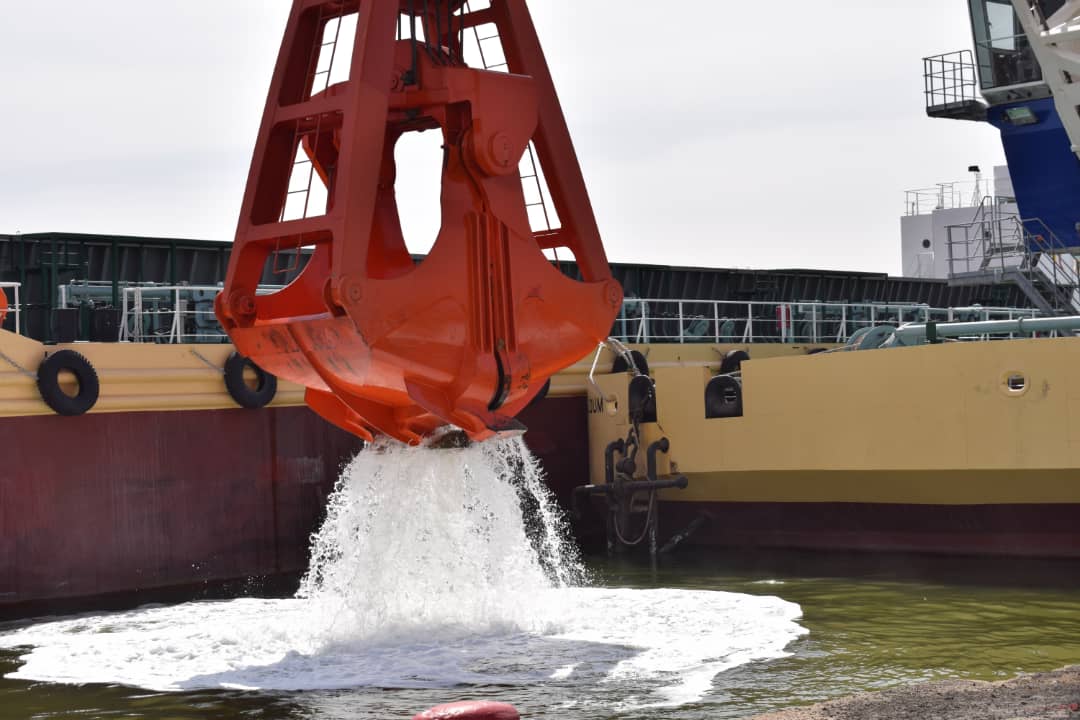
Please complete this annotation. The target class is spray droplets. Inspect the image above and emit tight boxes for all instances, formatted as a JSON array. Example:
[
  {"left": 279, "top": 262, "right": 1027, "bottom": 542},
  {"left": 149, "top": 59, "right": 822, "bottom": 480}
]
[{"left": 298, "top": 437, "right": 587, "bottom": 641}]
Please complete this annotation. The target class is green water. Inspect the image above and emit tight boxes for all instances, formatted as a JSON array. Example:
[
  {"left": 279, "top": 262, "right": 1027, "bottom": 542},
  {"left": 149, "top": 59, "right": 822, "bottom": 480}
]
[
  {"left": 2, "top": 551, "right": 1080, "bottom": 719},
  {"left": 603, "top": 552, "right": 1080, "bottom": 716}
]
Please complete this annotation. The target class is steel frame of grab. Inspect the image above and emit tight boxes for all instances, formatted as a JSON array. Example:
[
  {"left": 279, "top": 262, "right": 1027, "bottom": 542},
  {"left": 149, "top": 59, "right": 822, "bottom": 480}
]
[{"left": 216, "top": 0, "right": 621, "bottom": 444}]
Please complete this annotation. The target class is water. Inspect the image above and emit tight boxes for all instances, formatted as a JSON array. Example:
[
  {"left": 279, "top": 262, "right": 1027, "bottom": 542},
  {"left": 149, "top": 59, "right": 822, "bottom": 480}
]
[
  {"left": 0, "top": 439, "right": 804, "bottom": 718},
  {"left": 600, "top": 552, "right": 1080, "bottom": 715},
  {"left": 2, "top": 440, "right": 1080, "bottom": 719}
]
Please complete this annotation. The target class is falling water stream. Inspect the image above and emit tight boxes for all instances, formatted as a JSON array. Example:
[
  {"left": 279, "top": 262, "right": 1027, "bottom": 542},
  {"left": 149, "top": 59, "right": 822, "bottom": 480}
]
[{"left": 0, "top": 439, "right": 806, "bottom": 717}]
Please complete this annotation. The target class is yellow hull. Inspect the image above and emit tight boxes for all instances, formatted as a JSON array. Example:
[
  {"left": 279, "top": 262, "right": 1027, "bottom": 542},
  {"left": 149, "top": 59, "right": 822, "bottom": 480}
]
[
  {"left": 0, "top": 330, "right": 819, "bottom": 418},
  {"left": 0, "top": 331, "right": 305, "bottom": 416},
  {"left": 584, "top": 339, "right": 1080, "bottom": 555}
]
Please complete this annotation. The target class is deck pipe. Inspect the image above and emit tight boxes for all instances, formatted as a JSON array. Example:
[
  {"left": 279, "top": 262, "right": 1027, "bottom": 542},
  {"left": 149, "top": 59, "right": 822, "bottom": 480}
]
[
  {"left": 604, "top": 438, "right": 625, "bottom": 486},
  {"left": 894, "top": 315, "right": 1080, "bottom": 341},
  {"left": 646, "top": 438, "right": 669, "bottom": 483},
  {"left": 573, "top": 437, "right": 687, "bottom": 507},
  {"left": 610, "top": 474, "right": 689, "bottom": 494}
]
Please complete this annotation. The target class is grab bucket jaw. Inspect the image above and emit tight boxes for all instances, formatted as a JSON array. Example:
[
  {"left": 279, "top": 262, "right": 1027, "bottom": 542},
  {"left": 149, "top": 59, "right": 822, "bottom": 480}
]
[{"left": 217, "top": 0, "right": 621, "bottom": 443}]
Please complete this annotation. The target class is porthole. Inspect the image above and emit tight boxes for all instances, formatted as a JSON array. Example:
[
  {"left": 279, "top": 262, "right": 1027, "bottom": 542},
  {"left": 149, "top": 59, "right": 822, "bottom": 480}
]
[{"left": 1002, "top": 372, "right": 1029, "bottom": 396}]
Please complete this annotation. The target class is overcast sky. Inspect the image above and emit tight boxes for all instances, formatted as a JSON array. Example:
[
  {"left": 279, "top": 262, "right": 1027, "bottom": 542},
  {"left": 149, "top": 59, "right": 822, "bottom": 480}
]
[{"left": 0, "top": 1, "right": 1004, "bottom": 275}]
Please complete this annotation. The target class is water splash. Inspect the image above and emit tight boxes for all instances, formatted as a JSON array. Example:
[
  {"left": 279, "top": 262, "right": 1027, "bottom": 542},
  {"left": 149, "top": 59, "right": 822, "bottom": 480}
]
[
  {"left": 297, "top": 437, "right": 585, "bottom": 641},
  {"left": 0, "top": 437, "right": 806, "bottom": 710}
]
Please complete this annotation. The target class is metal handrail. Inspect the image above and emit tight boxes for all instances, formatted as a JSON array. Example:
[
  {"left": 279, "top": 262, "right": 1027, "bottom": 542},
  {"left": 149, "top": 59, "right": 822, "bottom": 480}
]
[
  {"left": 1021, "top": 217, "right": 1080, "bottom": 313},
  {"left": 923, "top": 50, "right": 978, "bottom": 110},
  {"left": 945, "top": 195, "right": 1022, "bottom": 275},
  {"left": 904, "top": 181, "right": 983, "bottom": 216},
  {"left": 613, "top": 297, "right": 1038, "bottom": 345},
  {"left": 110, "top": 283, "right": 1042, "bottom": 347},
  {"left": 119, "top": 284, "right": 284, "bottom": 344},
  {"left": 945, "top": 203, "right": 1080, "bottom": 314},
  {"left": 0, "top": 281, "right": 21, "bottom": 336}
]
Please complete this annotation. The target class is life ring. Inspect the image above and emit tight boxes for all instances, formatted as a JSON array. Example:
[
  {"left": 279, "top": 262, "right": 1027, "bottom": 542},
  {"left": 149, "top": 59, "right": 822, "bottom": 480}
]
[
  {"left": 224, "top": 352, "right": 277, "bottom": 409},
  {"left": 0, "top": 291, "right": 8, "bottom": 326},
  {"left": 37, "top": 350, "right": 100, "bottom": 416},
  {"left": 776, "top": 304, "right": 792, "bottom": 335}
]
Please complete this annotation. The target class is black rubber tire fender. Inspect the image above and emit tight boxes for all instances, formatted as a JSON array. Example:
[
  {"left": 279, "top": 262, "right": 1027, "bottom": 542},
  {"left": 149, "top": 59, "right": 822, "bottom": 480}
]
[
  {"left": 37, "top": 349, "right": 100, "bottom": 416},
  {"left": 627, "top": 373, "right": 658, "bottom": 423},
  {"left": 719, "top": 349, "right": 750, "bottom": 375},
  {"left": 705, "top": 374, "right": 743, "bottom": 419},
  {"left": 612, "top": 349, "right": 649, "bottom": 376},
  {"left": 224, "top": 352, "right": 278, "bottom": 409}
]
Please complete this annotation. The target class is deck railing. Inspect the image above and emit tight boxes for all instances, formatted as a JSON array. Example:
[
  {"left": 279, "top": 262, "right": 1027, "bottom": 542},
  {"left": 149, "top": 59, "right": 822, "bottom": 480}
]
[
  {"left": 118, "top": 285, "right": 283, "bottom": 343},
  {"left": 106, "top": 283, "right": 1042, "bottom": 346},
  {"left": 614, "top": 298, "right": 1039, "bottom": 345}
]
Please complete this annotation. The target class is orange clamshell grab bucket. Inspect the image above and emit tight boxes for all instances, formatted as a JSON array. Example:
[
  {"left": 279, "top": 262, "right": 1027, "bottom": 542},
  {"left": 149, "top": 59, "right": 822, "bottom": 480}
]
[{"left": 216, "top": 0, "right": 621, "bottom": 444}]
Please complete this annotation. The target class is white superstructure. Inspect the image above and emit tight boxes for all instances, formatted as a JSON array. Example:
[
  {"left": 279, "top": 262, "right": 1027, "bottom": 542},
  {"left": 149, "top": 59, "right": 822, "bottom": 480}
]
[{"left": 900, "top": 166, "right": 1018, "bottom": 279}]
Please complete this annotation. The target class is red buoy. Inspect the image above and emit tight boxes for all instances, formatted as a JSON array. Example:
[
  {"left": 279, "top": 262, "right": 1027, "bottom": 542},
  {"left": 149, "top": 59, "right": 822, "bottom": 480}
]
[{"left": 413, "top": 701, "right": 520, "bottom": 720}]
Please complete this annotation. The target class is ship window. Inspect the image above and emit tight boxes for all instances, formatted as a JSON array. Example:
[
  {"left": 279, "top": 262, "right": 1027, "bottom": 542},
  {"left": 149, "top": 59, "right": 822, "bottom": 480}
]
[
  {"left": 968, "top": 0, "right": 1043, "bottom": 90},
  {"left": 1039, "top": 0, "right": 1068, "bottom": 19},
  {"left": 1006, "top": 373, "right": 1026, "bottom": 392},
  {"left": 987, "top": 2, "right": 1015, "bottom": 50}
]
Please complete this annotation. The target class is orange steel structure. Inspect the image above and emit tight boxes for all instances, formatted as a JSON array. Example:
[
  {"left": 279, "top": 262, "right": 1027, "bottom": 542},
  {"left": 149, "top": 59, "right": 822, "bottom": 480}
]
[{"left": 216, "top": 0, "right": 621, "bottom": 444}]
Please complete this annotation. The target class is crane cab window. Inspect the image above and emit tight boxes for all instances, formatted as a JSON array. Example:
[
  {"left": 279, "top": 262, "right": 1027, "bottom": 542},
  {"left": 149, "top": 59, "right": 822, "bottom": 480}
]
[{"left": 968, "top": 0, "right": 1042, "bottom": 90}]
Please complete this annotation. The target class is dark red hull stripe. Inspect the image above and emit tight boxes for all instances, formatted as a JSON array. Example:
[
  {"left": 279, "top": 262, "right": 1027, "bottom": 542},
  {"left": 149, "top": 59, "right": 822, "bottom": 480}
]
[
  {"left": 0, "top": 407, "right": 363, "bottom": 606},
  {"left": 0, "top": 398, "right": 585, "bottom": 608},
  {"left": 660, "top": 501, "right": 1080, "bottom": 557}
]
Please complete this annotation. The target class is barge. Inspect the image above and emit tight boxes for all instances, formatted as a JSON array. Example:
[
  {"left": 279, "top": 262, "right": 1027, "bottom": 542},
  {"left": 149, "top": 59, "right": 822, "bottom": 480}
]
[
  {"left": 5, "top": 0, "right": 1080, "bottom": 615},
  {"left": 0, "top": 272, "right": 1058, "bottom": 615}
]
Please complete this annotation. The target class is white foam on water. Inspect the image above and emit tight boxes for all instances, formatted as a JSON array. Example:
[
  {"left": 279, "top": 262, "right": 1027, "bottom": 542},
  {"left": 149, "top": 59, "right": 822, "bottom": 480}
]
[{"left": 0, "top": 438, "right": 806, "bottom": 709}]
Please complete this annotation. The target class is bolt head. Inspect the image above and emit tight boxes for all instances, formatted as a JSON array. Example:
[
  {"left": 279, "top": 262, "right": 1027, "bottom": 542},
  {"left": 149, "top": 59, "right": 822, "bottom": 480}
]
[
  {"left": 605, "top": 280, "right": 623, "bottom": 307},
  {"left": 230, "top": 292, "right": 256, "bottom": 318}
]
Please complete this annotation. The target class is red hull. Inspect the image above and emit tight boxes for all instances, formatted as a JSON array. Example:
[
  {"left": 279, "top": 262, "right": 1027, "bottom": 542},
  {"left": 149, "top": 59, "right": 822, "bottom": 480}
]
[
  {"left": 1, "top": 407, "right": 362, "bottom": 611},
  {"left": 0, "top": 398, "right": 587, "bottom": 615}
]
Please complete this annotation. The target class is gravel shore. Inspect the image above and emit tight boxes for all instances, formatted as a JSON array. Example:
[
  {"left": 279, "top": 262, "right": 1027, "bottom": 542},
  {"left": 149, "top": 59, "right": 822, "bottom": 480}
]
[{"left": 749, "top": 667, "right": 1080, "bottom": 720}]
